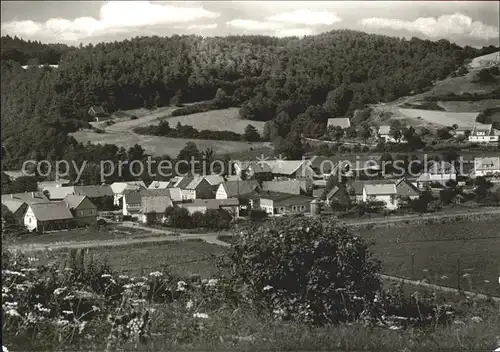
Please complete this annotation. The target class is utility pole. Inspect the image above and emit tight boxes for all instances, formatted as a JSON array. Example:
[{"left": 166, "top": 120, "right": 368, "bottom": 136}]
[{"left": 457, "top": 258, "right": 461, "bottom": 291}]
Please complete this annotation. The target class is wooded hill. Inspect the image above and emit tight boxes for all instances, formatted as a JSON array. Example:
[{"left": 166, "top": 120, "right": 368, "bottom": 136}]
[{"left": 1, "top": 32, "right": 498, "bottom": 169}]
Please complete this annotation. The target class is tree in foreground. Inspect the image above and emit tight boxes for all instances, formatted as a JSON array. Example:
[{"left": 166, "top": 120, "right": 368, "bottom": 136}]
[{"left": 226, "top": 216, "right": 381, "bottom": 324}]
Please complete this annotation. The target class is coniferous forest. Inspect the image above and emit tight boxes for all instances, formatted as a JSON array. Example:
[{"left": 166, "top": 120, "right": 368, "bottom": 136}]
[{"left": 1, "top": 33, "right": 498, "bottom": 170}]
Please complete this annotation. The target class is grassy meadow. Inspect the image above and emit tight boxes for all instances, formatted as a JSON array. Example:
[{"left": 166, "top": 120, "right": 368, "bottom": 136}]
[{"left": 356, "top": 219, "right": 500, "bottom": 296}]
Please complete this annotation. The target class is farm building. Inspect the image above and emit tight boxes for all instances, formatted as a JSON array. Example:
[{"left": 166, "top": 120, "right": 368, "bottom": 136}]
[
  {"left": 468, "top": 124, "right": 499, "bottom": 143},
  {"left": 2, "top": 199, "right": 28, "bottom": 226},
  {"left": 111, "top": 181, "right": 147, "bottom": 205},
  {"left": 63, "top": 195, "right": 98, "bottom": 227},
  {"left": 24, "top": 202, "right": 74, "bottom": 232},
  {"left": 474, "top": 157, "right": 500, "bottom": 177},
  {"left": 179, "top": 198, "right": 240, "bottom": 217},
  {"left": 88, "top": 105, "right": 110, "bottom": 121},
  {"left": 216, "top": 180, "right": 260, "bottom": 199},
  {"left": 2, "top": 191, "right": 49, "bottom": 205},
  {"left": 140, "top": 194, "right": 174, "bottom": 224},
  {"left": 265, "top": 160, "right": 317, "bottom": 179},
  {"left": 232, "top": 161, "right": 272, "bottom": 180},
  {"left": 252, "top": 192, "right": 314, "bottom": 216},
  {"left": 324, "top": 185, "right": 351, "bottom": 209},
  {"left": 327, "top": 118, "right": 351, "bottom": 129},
  {"left": 362, "top": 184, "right": 398, "bottom": 210}
]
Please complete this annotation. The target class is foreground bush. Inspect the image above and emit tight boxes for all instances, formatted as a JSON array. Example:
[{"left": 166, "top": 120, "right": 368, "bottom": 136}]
[
  {"left": 225, "top": 216, "right": 382, "bottom": 324},
  {"left": 3, "top": 242, "right": 500, "bottom": 351}
]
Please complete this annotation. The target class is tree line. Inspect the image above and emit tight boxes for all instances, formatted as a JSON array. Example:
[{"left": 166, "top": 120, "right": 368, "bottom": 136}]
[{"left": 1, "top": 32, "right": 498, "bottom": 169}]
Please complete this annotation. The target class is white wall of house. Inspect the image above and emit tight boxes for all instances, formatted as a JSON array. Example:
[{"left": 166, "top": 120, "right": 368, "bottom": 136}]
[
  {"left": 24, "top": 207, "right": 38, "bottom": 231},
  {"left": 469, "top": 135, "right": 499, "bottom": 143},
  {"left": 180, "top": 189, "right": 196, "bottom": 201},
  {"left": 362, "top": 190, "right": 398, "bottom": 210},
  {"left": 215, "top": 185, "right": 228, "bottom": 199},
  {"left": 475, "top": 169, "right": 500, "bottom": 177}
]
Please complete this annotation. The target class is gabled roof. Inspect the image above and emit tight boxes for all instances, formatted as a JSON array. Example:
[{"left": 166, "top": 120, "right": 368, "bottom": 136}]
[
  {"left": 38, "top": 179, "right": 71, "bottom": 190},
  {"left": 63, "top": 195, "right": 87, "bottom": 209},
  {"left": 167, "top": 188, "right": 182, "bottom": 202},
  {"left": 262, "top": 179, "right": 301, "bottom": 195},
  {"left": 123, "top": 190, "right": 142, "bottom": 204},
  {"left": 41, "top": 186, "right": 75, "bottom": 200},
  {"left": 175, "top": 176, "right": 194, "bottom": 189},
  {"left": 110, "top": 181, "right": 146, "bottom": 194},
  {"left": 73, "top": 185, "right": 113, "bottom": 198},
  {"left": 29, "top": 202, "right": 74, "bottom": 221},
  {"left": 325, "top": 186, "right": 340, "bottom": 200},
  {"left": 2, "top": 192, "right": 49, "bottom": 205},
  {"left": 221, "top": 180, "right": 260, "bottom": 198},
  {"left": 327, "top": 118, "right": 351, "bottom": 129},
  {"left": 2, "top": 199, "right": 27, "bottom": 214},
  {"left": 89, "top": 105, "right": 105, "bottom": 114},
  {"left": 234, "top": 161, "right": 272, "bottom": 173},
  {"left": 395, "top": 179, "right": 420, "bottom": 197},
  {"left": 181, "top": 198, "right": 240, "bottom": 210},
  {"left": 265, "top": 160, "right": 314, "bottom": 176},
  {"left": 364, "top": 183, "right": 397, "bottom": 196},
  {"left": 471, "top": 124, "right": 493, "bottom": 136},
  {"left": 204, "top": 175, "right": 225, "bottom": 186},
  {"left": 186, "top": 176, "right": 208, "bottom": 190},
  {"left": 350, "top": 179, "right": 392, "bottom": 195},
  {"left": 141, "top": 196, "right": 173, "bottom": 214},
  {"left": 474, "top": 157, "right": 500, "bottom": 171},
  {"left": 148, "top": 181, "right": 171, "bottom": 189},
  {"left": 3, "top": 170, "right": 25, "bottom": 180},
  {"left": 378, "top": 125, "right": 391, "bottom": 135},
  {"left": 258, "top": 192, "right": 314, "bottom": 205}
]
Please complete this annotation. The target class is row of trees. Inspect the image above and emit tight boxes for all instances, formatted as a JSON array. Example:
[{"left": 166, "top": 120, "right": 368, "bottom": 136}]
[{"left": 134, "top": 120, "right": 261, "bottom": 142}]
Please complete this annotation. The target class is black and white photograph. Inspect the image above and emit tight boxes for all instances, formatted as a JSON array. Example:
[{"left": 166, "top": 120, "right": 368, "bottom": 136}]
[{"left": 1, "top": 1, "right": 499, "bottom": 351}]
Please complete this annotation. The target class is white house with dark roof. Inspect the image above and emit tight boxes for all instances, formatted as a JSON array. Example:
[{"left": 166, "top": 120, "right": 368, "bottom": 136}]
[
  {"left": 24, "top": 202, "right": 74, "bottom": 232},
  {"left": 362, "top": 183, "right": 398, "bottom": 210},
  {"left": 474, "top": 157, "right": 500, "bottom": 177},
  {"left": 468, "top": 124, "right": 499, "bottom": 143}
]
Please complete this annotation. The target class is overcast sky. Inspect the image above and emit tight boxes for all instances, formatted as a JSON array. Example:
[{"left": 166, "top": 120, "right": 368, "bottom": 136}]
[{"left": 1, "top": 1, "right": 499, "bottom": 47}]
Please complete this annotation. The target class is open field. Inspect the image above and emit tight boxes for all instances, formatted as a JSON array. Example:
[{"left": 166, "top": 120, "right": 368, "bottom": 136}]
[
  {"left": 7, "top": 226, "right": 152, "bottom": 246},
  {"left": 90, "top": 106, "right": 175, "bottom": 131},
  {"left": 70, "top": 129, "right": 269, "bottom": 157},
  {"left": 437, "top": 99, "right": 500, "bottom": 113},
  {"left": 32, "top": 239, "right": 224, "bottom": 278},
  {"left": 468, "top": 51, "right": 500, "bottom": 70},
  {"left": 398, "top": 108, "right": 480, "bottom": 128},
  {"left": 163, "top": 108, "right": 266, "bottom": 134},
  {"left": 356, "top": 220, "right": 500, "bottom": 296}
]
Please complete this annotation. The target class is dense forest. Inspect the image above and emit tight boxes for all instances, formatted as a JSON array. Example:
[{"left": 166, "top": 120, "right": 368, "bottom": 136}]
[{"left": 1, "top": 33, "right": 498, "bottom": 171}]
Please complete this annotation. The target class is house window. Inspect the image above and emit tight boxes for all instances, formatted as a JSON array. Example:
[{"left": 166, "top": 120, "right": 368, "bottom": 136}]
[
  {"left": 279, "top": 207, "right": 285, "bottom": 212},
  {"left": 300, "top": 205, "right": 305, "bottom": 211},
  {"left": 292, "top": 206, "right": 296, "bottom": 211}
]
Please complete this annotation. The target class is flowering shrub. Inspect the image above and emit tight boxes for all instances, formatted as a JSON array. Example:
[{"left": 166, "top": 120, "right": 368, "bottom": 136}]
[{"left": 225, "top": 217, "right": 382, "bottom": 324}]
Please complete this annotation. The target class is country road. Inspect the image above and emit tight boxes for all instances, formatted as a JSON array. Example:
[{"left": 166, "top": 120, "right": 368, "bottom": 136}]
[{"left": 8, "top": 207, "right": 500, "bottom": 253}]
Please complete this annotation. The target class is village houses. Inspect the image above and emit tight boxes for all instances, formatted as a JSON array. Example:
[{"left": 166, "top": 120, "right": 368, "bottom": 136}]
[
  {"left": 468, "top": 124, "right": 499, "bottom": 143},
  {"left": 474, "top": 157, "right": 500, "bottom": 177}
]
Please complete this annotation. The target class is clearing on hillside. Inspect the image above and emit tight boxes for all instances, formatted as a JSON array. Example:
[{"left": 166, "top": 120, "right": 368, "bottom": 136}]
[
  {"left": 468, "top": 51, "right": 500, "bottom": 70},
  {"left": 163, "top": 108, "right": 266, "bottom": 134},
  {"left": 398, "top": 108, "right": 480, "bottom": 128},
  {"left": 70, "top": 129, "right": 270, "bottom": 157}
]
